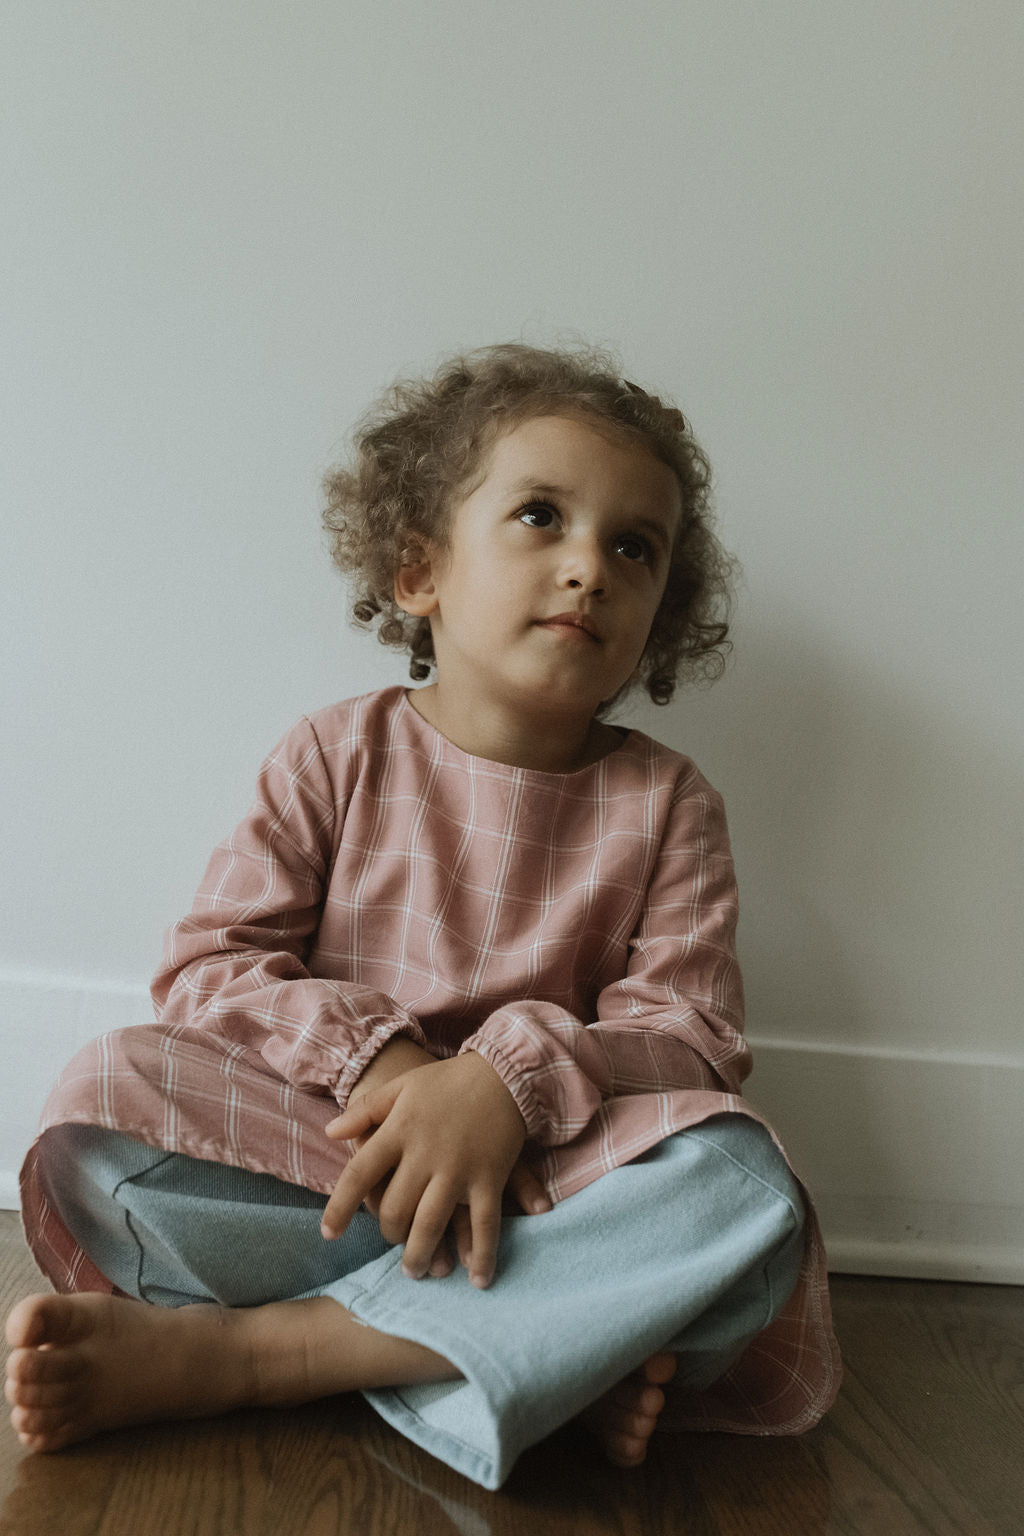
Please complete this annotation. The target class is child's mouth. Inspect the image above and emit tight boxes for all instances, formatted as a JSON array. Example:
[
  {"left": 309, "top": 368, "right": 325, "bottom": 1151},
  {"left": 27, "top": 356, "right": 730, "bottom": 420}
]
[{"left": 536, "top": 613, "right": 601, "bottom": 642}]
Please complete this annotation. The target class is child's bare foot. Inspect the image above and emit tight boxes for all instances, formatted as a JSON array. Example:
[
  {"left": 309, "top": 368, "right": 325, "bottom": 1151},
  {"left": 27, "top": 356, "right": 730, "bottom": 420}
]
[
  {"left": 5, "top": 1292, "right": 255, "bottom": 1452},
  {"left": 581, "top": 1352, "right": 677, "bottom": 1467},
  {"left": 5, "top": 1291, "right": 456, "bottom": 1454}
]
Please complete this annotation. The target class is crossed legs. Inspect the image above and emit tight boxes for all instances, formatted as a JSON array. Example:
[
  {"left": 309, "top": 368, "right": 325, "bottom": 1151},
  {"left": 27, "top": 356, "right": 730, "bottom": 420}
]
[{"left": 7, "top": 1118, "right": 802, "bottom": 1487}]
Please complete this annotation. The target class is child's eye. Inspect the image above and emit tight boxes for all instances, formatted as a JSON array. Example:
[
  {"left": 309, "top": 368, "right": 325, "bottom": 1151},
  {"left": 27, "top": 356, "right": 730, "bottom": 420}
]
[
  {"left": 516, "top": 502, "right": 559, "bottom": 529},
  {"left": 614, "top": 532, "right": 655, "bottom": 564}
]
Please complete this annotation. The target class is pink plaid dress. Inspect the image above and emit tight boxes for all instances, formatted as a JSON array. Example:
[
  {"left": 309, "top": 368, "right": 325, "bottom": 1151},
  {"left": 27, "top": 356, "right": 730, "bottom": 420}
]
[{"left": 20, "top": 685, "right": 841, "bottom": 1435}]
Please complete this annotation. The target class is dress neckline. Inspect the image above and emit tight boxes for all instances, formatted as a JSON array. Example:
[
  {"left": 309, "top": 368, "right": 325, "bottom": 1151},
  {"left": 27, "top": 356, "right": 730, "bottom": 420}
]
[{"left": 397, "top": 688, "right": 634, "bottom": 780}]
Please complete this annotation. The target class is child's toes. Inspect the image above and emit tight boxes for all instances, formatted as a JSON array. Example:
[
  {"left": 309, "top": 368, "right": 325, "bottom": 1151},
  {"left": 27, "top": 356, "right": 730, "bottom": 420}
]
[
  {"left": 6, "top": 1294, "right": 75, "bottom": 1350},
  {"left": 633, "top": 1383, "right": 665, "bottom": 1418},
  {"left": 7, "top": 1375, "right": 80, "bottom": 1411},
  {"left": 608, "top": 1380, "right": 664, "bottom": 1419},
  {"left": 7, "top": 1343, "right": 87, "bottom": 1388},
  {"left": 11, "top": 1402, "right": 72, "bottom": 1440},
  {"left": 16, "top": 1422, "right": 77, "bottom": 1453},
  {"left": 604, "top": 1429, "right": 648, "bottom": 1466},
  {"left": 614, "top": 1404, "right": 658, "bottom": 1439},
  {"left": 639, "top": 1351, "right": 677, "bottom": 1386},
  {"left": 5, "top": 1296, "right": 47, "bottom": 1350}
]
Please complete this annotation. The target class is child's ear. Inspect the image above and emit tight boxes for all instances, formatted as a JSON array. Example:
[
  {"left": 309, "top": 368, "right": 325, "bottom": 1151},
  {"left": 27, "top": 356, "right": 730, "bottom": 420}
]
[{"left": 394, "top": 540, "right": 440, "bottom": 618}]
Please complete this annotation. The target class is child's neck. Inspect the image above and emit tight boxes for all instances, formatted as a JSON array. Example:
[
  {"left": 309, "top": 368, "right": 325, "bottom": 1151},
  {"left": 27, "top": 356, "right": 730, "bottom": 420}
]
[{"left": 407, "top": 685, "right": 623, "bottom": 774}]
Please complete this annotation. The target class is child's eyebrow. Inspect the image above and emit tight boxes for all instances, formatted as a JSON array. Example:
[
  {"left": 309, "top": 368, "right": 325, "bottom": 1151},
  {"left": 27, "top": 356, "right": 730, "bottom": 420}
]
[{"left": 507, "top": 478, "right": 569, "bottom": 500}]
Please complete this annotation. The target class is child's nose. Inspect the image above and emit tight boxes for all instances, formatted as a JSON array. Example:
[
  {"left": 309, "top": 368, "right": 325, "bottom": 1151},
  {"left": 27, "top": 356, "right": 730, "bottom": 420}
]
[{"left": 559, "top": 539, "right": 609, "bottom": 597}]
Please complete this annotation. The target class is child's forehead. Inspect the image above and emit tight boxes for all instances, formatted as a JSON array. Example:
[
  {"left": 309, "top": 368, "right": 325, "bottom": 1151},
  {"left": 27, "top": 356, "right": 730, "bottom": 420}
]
[
  {"left": 472, "top": 408, "right": 672, "bottom": 485},
  {"left": 488, "top": 409, "right": 639, "bottom": 461}
]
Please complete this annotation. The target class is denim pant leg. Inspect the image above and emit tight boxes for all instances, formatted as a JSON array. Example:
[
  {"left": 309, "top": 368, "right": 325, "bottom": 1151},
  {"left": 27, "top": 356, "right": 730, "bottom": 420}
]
[
  {"left": 37, "top": 1123, "right": 390, "bottom": 1306},
  {"left": 37, "top": 1115, "right": 804, "bottom": 1491},
  {"left": 658, "top": 1115, "right": 806, "bottom": 1388},
  {"left": 327, "top": 1114, "right": 805, "bottom": 1489}
]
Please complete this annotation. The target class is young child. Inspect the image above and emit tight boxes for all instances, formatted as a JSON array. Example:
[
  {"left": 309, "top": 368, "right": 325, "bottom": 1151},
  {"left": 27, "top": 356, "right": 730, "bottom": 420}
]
[{"left": 6, "top": 343, "right": 841, "bottom": 1490}]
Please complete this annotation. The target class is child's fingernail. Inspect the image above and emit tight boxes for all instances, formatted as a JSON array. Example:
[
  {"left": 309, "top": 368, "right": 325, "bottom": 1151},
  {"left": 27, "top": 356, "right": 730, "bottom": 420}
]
[
  {"left": 470, "top": 1272, "right": 491, "bottom": 1290},
  {"left": 321, "top": 1222, "right": 336, "bottom": 1240}
]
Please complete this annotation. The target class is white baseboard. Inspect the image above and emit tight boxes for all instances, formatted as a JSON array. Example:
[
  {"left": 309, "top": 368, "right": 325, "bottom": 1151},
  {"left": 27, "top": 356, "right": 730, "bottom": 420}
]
[
  {"left": 0, "top": 1173, "right": 22, "bottom": 1211},
  {"left": 0, "top": 969, "right": 151, "bottom": 1212},
  {"left": 2, "top": 972, "right": 1022, "bottom": 1284},
  {"left": 744, "top": 1036, "right": 1024, "bottom": 1284}
]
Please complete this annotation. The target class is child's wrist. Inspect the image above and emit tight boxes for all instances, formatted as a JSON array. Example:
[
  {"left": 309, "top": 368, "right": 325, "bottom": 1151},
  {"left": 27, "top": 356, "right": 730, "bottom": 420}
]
[
  {"left": 354, "top": 1035, "right": 434, "bottom": 1099},
  {"left": 455, "top": 1048, "right": 528, "bottom": 1133}
]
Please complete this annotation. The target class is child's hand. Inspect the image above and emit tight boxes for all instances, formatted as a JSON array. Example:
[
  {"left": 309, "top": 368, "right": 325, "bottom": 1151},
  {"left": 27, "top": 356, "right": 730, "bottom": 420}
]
[
  {"left": 322, "top": 1053, "right": 529, "bottom": 1288},
  {"left": 333, "top": 1038, "right": 550, "bottom": 1279}
]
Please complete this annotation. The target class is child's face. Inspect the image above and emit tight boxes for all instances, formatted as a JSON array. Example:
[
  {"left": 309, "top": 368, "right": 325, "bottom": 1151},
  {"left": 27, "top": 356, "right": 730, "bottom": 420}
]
[{"left": 404, "top": 413, "right": 682, "bottom": 723}]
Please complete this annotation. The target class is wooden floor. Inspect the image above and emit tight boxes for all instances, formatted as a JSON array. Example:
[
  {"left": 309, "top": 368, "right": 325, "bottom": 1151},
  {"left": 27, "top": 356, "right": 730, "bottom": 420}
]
[{"left": 1, "top": 1211, "right": 1021, "bottom": 1536}]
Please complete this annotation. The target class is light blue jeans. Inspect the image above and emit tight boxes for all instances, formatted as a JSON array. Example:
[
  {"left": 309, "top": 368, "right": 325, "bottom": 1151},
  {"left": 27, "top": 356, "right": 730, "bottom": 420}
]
[{"left": 37, "top": 1116, "right": 804, "bottom": 1489}]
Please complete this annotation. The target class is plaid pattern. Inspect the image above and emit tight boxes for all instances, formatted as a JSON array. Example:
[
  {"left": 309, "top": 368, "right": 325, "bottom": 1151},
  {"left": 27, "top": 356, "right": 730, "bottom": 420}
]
[{"left": 21, "top": 686, "right": 840, "bottom": 1434}]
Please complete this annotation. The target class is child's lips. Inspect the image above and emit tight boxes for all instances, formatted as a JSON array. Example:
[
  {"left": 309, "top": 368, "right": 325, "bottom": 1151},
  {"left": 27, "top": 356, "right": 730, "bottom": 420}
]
[{"left": 536, "top": 612, "right": 602, "bottom": 642}]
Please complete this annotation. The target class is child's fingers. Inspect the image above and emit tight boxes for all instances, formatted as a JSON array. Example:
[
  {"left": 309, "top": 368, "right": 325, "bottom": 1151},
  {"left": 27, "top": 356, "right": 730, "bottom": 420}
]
[
  {"left": 325, "top": 1088, "right": 393, "bottom": 1141},
  {"left": 506, "top": 1161, "right": 552, "bottom": 1216},
  {"left": 467, "top": 1189, "right": 502, "bottom": 1290},
  {"left": 400, "top": 1183, "right": 459, "bottom": 1280},
  {"left": 376, "top": 1163, "right": 431, "bottom": 1247},
  {"left": 359, "top": 1176, "right": 389, "bottom": 1219},
  {"left": 323, "top": 1107, "right": 371, "bottom": 1141},
  {"left": 427, "top": 1234, "right": 455, "bottom": 1278},
  {"left": 321, "top": 1180, "right": 364, "bottom": 1242},
  {"left": 452, "top": 1205, "right": 473, "bottom": 1271},
  {"left": 348, "top": 1131, "right": 388, "bottom": 1217},
  {"left": 321, "top": 1137, "right": 399, "bottom": 1240}
]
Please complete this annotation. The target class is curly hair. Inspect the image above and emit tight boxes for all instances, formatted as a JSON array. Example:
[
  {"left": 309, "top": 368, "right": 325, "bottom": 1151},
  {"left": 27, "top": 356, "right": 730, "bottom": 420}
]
[{"left": 322, "top": 342, "right": 735, "bottom": 710}]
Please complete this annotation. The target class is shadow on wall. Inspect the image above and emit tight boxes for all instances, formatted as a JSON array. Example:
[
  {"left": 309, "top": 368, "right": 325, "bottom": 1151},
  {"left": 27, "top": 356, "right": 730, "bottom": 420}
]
[{"left": 672, "top": 617, "right": 1022, "bottom": 1058}]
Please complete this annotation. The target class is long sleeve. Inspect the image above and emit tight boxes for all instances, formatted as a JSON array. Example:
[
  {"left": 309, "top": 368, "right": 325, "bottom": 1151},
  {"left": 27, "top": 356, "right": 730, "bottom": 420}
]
[
  {"left": 459, "top": 774, "right": 750, "bottom": 1145},
  {"left": 151, "top": 716, "right": 427, "bottom": 1107}
]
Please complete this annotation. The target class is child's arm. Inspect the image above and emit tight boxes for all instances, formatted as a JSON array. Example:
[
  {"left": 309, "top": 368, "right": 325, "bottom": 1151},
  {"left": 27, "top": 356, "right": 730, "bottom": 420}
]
[
  {"left": 150, "top": 716, "right": 430, "bottom": 1110},
  {"left": 455, "top": 772, "right": 751, "bottom": 1150},
  {"left": 321, "top": 1052, "right": 529, "bottom": 1288}
]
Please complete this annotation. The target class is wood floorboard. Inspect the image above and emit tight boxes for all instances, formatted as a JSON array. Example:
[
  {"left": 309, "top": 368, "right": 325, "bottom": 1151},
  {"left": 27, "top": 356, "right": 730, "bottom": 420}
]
[{"left": 2, "top": 1211, "right": 1021, "bottom": 1535}]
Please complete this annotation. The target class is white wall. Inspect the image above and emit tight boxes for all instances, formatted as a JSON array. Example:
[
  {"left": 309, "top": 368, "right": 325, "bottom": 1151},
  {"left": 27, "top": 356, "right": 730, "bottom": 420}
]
[{"left": 3, "top": 2, "right": 1022, "bottom": 1278}]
